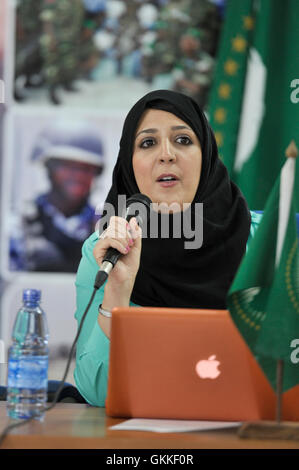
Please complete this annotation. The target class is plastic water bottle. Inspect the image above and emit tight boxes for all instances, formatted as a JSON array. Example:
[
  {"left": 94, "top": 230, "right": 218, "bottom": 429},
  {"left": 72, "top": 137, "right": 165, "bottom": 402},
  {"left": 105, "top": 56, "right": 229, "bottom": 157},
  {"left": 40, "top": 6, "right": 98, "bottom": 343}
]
[{"left": 6, "top": 289, "right": 49, "bottom": 420}]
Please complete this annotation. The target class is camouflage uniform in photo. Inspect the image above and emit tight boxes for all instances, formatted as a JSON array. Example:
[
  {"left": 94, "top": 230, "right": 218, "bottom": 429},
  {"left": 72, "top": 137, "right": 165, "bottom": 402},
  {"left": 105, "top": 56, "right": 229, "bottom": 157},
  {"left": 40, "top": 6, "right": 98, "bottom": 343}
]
[
  {"left": 14, "top": 0, "right": 43, "bottom": 99},
  {"left": 39, "top": 0, "right": 85, "bottom": 102},
  {"left": 172, "top": 28, "right": 214, "bottom": 108},
  {"left": 141, "top": 19, "right": 180, "bottom": 84}
]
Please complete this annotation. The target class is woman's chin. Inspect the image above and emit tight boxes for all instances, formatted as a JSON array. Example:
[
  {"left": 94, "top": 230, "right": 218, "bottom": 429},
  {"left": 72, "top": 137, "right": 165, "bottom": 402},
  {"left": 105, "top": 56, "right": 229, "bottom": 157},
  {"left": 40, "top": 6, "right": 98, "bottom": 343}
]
[{"left": 151, "top": 200, "right": 191, "bottom": 214}]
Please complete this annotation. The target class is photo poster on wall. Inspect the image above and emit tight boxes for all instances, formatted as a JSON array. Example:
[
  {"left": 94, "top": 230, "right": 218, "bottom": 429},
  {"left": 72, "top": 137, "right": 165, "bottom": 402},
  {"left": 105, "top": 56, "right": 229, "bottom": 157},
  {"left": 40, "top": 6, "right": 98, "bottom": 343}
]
[{"left": 11, "top": 0, "right": 222, "bottom": 110}]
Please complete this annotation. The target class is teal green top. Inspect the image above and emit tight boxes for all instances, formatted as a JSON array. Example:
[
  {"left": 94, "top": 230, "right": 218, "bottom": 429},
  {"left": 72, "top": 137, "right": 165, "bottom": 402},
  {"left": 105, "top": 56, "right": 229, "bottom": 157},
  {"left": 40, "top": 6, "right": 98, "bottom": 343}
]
[{"left": 74, "top": 211, "right": 262, "bottom": 406}]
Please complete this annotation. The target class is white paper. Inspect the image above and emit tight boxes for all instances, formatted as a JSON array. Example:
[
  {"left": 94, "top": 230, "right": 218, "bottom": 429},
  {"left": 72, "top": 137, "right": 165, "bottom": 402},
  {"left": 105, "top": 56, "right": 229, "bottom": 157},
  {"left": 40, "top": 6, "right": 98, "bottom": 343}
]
[{"left": 109, "top": 418, "right": 241, "bottom": 433}]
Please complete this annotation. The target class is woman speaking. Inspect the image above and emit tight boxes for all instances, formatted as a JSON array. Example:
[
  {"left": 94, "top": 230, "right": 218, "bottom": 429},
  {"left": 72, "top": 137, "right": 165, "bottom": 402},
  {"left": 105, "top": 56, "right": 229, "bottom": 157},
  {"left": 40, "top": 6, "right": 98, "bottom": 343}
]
[{"left": 74, "top": 90, "right": 261, "bottom": 406}]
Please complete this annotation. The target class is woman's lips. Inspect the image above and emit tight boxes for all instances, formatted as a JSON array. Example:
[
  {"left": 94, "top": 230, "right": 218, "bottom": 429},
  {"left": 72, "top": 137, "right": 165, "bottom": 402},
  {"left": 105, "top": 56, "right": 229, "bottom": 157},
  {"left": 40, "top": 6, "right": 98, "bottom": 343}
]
[{"left": 156, "top": 179, "right": 179, "bottom": 188}]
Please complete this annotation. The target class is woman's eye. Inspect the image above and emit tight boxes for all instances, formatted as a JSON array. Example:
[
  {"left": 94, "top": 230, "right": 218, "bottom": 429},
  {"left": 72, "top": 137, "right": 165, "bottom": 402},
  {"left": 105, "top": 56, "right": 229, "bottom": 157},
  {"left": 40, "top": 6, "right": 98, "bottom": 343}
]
[
  {"left": 140, "top": 138, "right": 155, "bottom": 148},
  {"left": 176, "top": 136, "right": 192, "bottom": 145}
]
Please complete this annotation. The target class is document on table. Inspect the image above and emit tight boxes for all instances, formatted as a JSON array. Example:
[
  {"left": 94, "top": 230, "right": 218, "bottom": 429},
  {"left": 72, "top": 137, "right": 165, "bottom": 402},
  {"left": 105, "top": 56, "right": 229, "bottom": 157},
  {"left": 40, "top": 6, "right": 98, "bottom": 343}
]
[{"left": 109, "top": 419, "right": 241, "bottom": 433}]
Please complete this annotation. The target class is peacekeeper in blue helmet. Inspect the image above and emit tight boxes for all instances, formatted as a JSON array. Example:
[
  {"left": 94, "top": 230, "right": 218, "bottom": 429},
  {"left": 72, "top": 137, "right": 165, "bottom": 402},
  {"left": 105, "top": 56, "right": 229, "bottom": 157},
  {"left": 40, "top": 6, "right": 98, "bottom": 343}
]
[{"left": 10, "top": 120, "right": 105, "bottom": 273}]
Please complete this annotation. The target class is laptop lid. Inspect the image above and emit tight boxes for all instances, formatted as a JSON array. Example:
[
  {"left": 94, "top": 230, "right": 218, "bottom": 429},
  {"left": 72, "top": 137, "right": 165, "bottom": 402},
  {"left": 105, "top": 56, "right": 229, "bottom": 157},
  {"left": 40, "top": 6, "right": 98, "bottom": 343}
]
[{"left": 106, "top": 307, "right": 299, "bottom": 421}]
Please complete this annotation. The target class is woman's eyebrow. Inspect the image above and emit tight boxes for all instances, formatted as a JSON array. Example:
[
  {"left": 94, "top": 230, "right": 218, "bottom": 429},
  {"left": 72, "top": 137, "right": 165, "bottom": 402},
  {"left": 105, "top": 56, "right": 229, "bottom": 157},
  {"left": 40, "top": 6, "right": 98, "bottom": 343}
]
[
  {"left": 135, "top": 125, "right": 192, "bottom": 139},
  {"left": 135, "top": 128, "right": 157, "bottom": 138}
]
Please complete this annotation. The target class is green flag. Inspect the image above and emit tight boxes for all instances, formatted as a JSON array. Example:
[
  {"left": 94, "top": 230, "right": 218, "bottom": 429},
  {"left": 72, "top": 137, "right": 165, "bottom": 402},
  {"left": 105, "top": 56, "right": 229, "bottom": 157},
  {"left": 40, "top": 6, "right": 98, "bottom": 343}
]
[
  {"left": 227, "top": 154, "right": 299, "bottom": 392},
  {"left": 208, "top": 0, "right": 299, "bottom": 209}
]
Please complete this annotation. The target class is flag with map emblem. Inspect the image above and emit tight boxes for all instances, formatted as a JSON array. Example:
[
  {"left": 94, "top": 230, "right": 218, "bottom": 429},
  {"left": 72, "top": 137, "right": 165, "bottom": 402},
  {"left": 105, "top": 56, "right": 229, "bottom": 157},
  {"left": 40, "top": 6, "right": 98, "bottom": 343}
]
[
  {"left": 208, "top": 0, "right": 299, "bottom": 209},
  {"left": 227, "top": 148, "right": 299, "bottom": 392}
]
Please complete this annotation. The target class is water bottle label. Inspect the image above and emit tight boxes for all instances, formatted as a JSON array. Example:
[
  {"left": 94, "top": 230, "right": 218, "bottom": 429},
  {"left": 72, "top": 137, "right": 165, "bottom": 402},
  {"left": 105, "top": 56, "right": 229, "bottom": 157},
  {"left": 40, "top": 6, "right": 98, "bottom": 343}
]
[{"left": 7, "top": 356, "right": 48, "bottom": 389}]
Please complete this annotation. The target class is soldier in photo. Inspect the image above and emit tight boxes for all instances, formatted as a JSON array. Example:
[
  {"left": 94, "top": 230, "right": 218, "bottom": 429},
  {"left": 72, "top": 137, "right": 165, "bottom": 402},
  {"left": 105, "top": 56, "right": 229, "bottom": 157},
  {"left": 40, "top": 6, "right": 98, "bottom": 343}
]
[
  {"left": 172, "top": 28, "right": 214, "bottom": 108},
  {"left": 80, "top": 0, "right": 107, "bottom": 80},
  {"left": 14, "top": 0, "right": 43, "bottom": 101},
  {"left": 39, "top": 0, "right": 85, "bottom": 105},
  {"left": 10, "top": 121, "right": 105, "bottom": 273},
  {"left": 141, "top": 20, "right": 177, "bottom": 84}
]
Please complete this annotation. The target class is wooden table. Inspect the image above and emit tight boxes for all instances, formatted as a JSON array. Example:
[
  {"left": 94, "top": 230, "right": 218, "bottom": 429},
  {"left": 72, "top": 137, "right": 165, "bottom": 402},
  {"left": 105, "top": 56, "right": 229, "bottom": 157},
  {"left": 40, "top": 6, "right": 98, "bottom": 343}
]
[{"left": 1, "top": 402, "right": 299, "bottom": 450}]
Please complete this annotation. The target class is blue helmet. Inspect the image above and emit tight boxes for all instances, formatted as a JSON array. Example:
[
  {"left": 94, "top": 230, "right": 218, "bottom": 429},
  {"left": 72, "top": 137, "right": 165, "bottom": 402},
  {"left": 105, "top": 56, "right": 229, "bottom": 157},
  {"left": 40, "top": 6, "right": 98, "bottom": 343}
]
[
  {"left": 31, "top": 120, "right": 105, "bottom": 169},
  {"left": 82, "top": 0, "right": 107, "bottom": 13}
]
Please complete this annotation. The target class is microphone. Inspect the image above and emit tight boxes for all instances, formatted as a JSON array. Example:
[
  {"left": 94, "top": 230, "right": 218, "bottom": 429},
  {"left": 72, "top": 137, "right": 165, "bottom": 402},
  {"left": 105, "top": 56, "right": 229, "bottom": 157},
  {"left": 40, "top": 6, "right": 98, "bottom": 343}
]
[{"left": 94, "top": 193, "right": 152, "bottom": 290}]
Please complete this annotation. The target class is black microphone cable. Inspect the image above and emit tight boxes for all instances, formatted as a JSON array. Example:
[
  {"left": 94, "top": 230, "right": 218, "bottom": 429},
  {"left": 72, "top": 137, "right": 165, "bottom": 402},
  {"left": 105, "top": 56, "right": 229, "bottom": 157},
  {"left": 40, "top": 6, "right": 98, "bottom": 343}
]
[{"left": 0, "top": 273, "right": 107, "bottom": 447}]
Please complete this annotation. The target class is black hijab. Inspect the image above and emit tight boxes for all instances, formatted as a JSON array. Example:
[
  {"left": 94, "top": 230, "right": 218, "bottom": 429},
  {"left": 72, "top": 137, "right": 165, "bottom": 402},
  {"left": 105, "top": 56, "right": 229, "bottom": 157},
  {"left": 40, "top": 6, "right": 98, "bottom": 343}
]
[{"left": 100, "top": 90, "right": 251, "bottom": 309}]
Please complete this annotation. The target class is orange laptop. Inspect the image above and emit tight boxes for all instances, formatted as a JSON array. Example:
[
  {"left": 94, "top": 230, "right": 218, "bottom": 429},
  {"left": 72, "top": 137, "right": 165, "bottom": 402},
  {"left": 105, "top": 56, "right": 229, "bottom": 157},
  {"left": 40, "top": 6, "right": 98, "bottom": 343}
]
[{"left": 106, "top": 307, "right": 299, "bottom": 421}]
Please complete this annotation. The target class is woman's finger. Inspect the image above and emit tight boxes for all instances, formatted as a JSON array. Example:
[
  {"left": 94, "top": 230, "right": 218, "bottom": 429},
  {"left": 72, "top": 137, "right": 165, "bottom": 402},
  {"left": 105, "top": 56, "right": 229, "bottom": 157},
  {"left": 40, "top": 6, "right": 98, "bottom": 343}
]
[
  {"left": 128, "top": 217, "right": 142, "bottom": 240},
  {"left": 93, "top": 237, "right": 130, "bottom": 266},
  {"left": 102, "top": 221, "right": 133, "bottom": 252}
]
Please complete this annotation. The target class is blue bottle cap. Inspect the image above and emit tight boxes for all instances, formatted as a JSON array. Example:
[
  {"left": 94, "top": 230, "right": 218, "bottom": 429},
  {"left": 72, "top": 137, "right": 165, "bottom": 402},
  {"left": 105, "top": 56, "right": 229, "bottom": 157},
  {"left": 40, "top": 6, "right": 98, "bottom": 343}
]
[{"left": 22, "top": 289, "right": 41, "bottom": 304}]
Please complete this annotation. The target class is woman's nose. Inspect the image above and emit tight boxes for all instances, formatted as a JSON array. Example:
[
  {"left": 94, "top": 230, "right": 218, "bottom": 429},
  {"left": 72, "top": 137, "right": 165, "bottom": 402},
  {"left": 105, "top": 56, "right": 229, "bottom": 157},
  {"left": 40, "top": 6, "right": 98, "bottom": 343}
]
[{"left": 159, "top": 139, "right": 176, "bottom": 162}]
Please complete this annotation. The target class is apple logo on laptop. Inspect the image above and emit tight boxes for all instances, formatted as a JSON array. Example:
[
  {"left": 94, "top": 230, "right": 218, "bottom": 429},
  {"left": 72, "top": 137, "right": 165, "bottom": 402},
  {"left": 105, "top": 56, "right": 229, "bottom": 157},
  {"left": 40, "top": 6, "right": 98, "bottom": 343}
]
[{"left": 195, "top": 355, "right": 221, "bottom": 379}]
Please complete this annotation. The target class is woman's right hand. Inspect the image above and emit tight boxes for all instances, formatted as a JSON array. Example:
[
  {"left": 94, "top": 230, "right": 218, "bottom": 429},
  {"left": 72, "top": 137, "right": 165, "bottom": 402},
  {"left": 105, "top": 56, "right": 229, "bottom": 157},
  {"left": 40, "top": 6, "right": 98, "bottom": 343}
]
[
  {"left": 93, "top": 216, "right": 142, "bottom": 292},
  {"left": 93, "top": 216, "right": 142, "bottom": 339}
]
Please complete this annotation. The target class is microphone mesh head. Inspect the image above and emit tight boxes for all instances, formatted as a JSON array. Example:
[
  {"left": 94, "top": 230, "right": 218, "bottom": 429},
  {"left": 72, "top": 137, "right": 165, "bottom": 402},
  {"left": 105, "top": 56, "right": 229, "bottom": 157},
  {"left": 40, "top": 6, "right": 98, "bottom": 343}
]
[
  {"left": 126, "top": 194, "right": 152, "bottom": 226},
  {"left": 126, "top": 193, "right": 152, "bottom": 209}
]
